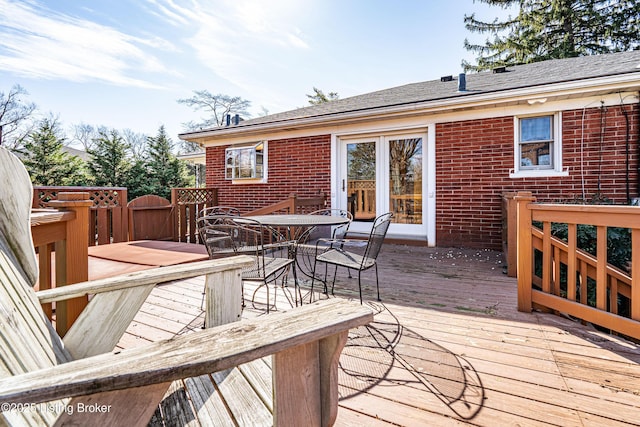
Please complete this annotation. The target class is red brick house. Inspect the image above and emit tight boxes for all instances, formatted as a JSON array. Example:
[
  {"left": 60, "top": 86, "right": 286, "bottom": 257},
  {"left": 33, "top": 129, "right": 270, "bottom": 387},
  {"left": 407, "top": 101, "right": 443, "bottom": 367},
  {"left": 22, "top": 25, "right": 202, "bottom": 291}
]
[{"left": 180, "top": 51, "right": 640, "bottom": 250}]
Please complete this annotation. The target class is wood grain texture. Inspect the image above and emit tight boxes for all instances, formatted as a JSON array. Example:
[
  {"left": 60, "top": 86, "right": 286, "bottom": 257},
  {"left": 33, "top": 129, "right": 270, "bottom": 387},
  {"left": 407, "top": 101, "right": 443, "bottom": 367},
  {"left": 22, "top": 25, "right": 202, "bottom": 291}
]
[
  {"left": 0, "top": 299, "right": 373, "bottom": 406},
  {"left": 112, "top": 245, "right": 640, "bottom": 426},
  {"left": 204, "top": 268, "right": 243, "bottom": 328},
  {"left": 36, "top": 256, "right": 254, "bottom": 303},
  {"left": 63, "top": 284, "right": 156, "bottom": 359},
  {"left": 273, "top": 341, "right": 321, "bottom": 427},
  {"left": 55, "top": 382, "right": 171, "bottom": 427},
  {"left": 0, "top": 146, "right": 39, "bottom": 285}
]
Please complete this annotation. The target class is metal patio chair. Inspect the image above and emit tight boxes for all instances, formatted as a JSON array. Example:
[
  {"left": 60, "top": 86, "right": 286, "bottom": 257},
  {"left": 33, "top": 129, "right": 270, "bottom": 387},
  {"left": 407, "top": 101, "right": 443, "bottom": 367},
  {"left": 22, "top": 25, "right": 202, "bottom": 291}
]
[
  {"left": 198, "top": 206, "right": 241, "bottom": 218},
  {"left": 311, "top": 212, "right": 392, "bottom": 304},
  {"left": 296, "top": 208, "right": 353, "bottom": 277},
  {"left": 200, "top": 216, "right": 298, "bottom": 313}
]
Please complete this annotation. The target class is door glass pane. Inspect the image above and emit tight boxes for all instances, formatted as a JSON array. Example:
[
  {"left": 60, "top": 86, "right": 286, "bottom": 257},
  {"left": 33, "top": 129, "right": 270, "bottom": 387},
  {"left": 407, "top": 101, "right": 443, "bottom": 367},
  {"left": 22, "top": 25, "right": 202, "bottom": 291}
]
[
  {"left": 389, "top": 138, "right": 422, "bottom": 224},
  {"left": 347, "top": 142, "right": 376, "bottom": 221}
]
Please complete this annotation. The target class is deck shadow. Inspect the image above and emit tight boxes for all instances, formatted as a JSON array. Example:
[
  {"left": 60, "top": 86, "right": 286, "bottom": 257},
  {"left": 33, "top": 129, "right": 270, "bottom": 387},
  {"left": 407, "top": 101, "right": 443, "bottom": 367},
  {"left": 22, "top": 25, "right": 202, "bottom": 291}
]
[{"left": 339, "top": 302, "right": 485, "bottom": 421}]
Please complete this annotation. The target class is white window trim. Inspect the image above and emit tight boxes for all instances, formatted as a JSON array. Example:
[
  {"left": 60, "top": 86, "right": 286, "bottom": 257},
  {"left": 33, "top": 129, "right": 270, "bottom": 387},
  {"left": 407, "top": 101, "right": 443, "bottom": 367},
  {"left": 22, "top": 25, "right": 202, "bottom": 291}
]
[
  {"left": 510, "top": 112, "right": 568, "bottom": 178},
  {"left": 225, "top": 141, "right": 268, "bottom": 184}
]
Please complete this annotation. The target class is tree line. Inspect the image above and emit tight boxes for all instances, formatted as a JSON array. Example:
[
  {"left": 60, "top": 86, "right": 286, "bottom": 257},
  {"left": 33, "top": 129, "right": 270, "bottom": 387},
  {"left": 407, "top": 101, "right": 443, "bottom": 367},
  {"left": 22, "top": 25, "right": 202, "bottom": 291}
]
[
  {"left": 17, "top": 116, "right": 190, "bottom": 201},
  {"left": 0, "top": 84, "right": 192, "bottom": 202}
]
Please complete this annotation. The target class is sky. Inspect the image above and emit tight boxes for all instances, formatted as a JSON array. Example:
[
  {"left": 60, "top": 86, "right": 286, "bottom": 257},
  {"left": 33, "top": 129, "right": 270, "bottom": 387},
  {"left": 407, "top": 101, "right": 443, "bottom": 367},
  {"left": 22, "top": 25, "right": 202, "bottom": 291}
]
[{"left": 0, "top": 0, "right": 516, "bottom": 147}]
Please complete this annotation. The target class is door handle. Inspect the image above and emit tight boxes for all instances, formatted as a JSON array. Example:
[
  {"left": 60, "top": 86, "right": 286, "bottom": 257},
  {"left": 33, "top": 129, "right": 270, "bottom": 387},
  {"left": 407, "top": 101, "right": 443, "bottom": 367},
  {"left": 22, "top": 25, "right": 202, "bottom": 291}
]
[{"left": 342, "top": 179, "right": 345, "bottom": 191}]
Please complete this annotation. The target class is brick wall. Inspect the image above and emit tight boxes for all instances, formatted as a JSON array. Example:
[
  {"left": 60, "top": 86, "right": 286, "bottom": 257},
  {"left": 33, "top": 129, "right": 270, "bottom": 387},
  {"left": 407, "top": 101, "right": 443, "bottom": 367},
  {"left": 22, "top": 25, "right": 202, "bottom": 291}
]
[
  {"left": 203, "top": 104, "right": 638, "bottom": 249},
  {"left": 205, "top": 135, "right": 331, "bottom": 212},
  {"left": 435, "top": 104, "right": 639, "bottom": 249}
]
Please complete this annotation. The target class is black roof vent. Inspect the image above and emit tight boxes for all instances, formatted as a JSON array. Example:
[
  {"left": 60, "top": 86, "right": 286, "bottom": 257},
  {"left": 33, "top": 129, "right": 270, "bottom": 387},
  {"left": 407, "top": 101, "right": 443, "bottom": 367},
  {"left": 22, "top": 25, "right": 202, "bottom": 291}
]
[
  {"left": 492, "top": 66, "right": 507, "bottom": 74},
  {"left": 458, "top": 73, "right": 466, "bottom": 92},
  {"left": 440, "top": 75, "right": 453, "bottom": 82}
]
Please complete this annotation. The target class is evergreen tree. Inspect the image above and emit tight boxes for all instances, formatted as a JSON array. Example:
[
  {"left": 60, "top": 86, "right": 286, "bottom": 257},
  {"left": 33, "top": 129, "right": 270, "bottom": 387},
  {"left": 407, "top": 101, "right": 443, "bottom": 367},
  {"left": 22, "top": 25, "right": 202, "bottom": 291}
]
[
  {"left": 145, "top": 126, "right": 189, "bottom": 200},
  {"left": 125, "top": 159, "right": 153, "bottom": 200},
  {"left": 88, "top": 129, "right": 131, "bottom": 187},
  {"left": 306, "top": 87, "right": 339, "bottom": 105},
  {"left": 463, "top": 0, "right": 640, "bottom": 71},
  {"left": 21, "top": 118, "right": 89, "bottom": 186}
]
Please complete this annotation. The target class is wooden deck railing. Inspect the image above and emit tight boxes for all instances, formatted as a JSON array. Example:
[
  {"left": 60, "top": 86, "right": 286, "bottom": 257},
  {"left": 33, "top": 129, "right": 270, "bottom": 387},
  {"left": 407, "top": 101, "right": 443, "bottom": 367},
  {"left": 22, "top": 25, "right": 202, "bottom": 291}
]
[
  {"left": 171, "top": 188, "right": 218, "bottom": 243},
  {"left": 347, "top": 180, "right": 376, "bottom": 220},
  {"left": 30, "top": 192, "right": 92, "bottom": 337},
  {"left": 33, "top": 186, "right": 128, "bottom": 245},
  {"left": 245, "top": 193, "right": 326, "bottom": 216},
  {"left": 516, "top": 192, "right": 640, "bottom": 340}
]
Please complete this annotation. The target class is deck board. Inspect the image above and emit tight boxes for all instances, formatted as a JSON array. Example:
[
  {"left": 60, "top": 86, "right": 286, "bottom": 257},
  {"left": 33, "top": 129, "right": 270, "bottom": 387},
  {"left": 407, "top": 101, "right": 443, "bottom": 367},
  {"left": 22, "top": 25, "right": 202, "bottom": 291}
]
[{"left": 105, "top": 245, "right": 640, "bottom": 426}]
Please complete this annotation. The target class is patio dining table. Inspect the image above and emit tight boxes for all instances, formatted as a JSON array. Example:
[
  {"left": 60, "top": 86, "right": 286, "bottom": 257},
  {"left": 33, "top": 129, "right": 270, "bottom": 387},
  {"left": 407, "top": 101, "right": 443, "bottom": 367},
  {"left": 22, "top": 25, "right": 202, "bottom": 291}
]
[
  {"left": 240, "top": 214, "right": 352, "bottom": 299},
  {"left": 241, "top": 213, "right": 350, "bottom": 241}
]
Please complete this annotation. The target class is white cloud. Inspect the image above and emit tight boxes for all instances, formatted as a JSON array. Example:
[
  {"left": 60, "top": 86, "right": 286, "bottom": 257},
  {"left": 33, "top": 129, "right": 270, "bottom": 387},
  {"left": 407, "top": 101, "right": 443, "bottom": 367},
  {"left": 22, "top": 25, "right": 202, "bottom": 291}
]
[
  {"left": 150, "top": 0, "right": 311, "bottom": 91},
  {"left": 0, "top": 0, "right": 177, "bottom": 88}
]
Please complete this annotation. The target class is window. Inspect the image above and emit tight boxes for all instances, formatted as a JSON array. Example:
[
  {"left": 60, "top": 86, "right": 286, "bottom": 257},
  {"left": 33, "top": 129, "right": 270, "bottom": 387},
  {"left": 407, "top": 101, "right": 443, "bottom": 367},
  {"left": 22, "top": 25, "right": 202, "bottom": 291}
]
[
  {"left": 511, "top": 113, "right": 566, "bottom": 178},
  {"left": 225, "top": 142, "right": 266, "bottom": 181}
]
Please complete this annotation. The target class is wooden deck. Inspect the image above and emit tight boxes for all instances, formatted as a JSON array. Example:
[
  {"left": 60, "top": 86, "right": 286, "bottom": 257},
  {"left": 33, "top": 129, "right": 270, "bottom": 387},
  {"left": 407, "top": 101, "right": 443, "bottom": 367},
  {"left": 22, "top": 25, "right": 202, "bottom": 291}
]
[{"left": 103, "top": 245, "right": 640, "bottom": 426}]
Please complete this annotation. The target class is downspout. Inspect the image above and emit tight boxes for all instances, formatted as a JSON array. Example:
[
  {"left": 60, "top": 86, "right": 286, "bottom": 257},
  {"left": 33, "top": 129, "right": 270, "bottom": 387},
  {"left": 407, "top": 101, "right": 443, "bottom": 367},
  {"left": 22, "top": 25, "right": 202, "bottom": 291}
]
[
  {"left": 637, "top": 97, "right": 640, "bottom": 199},
  {"left": 597, "top": 102, "right": 606, "bottom": 193},
  {"left": 620, "top": 94, "right": 631, "bottom": 203}
]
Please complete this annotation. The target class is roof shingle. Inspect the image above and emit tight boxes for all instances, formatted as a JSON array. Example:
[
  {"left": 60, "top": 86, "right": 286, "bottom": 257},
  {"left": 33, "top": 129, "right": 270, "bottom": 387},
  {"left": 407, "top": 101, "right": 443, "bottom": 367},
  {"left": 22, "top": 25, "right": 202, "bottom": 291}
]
[{"left": 183, "top": 50, "right": 640, "bottom": 136}]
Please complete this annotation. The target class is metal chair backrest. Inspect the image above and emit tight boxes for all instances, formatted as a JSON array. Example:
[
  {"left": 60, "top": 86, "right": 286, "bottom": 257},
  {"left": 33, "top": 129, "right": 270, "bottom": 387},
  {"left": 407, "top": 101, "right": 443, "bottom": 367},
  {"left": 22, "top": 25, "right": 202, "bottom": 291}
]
[
  {"left": 198, "top": 216, "right": 240, "bottom": 259},
  {"left": 199, "top": 206, "right": 241, "bottom": 218},
  {"left": 228, "top": 218, "right": 292, "bottom": 280},
  {"left": 361, "top": 212, "right": 393, "bottom": 266},
  {"left": 197, "top": 208, "right": 239, "bottom": 248},
  {"left": 309, "top": 209, "right": 353, "bottom": 240}
]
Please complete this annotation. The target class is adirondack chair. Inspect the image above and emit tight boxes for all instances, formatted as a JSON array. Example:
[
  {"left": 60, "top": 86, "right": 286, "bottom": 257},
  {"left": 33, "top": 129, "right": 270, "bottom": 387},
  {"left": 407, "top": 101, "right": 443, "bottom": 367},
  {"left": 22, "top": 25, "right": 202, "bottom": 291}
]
[{"left": 0, "top": 146, "right": 373, "bottom": 426}]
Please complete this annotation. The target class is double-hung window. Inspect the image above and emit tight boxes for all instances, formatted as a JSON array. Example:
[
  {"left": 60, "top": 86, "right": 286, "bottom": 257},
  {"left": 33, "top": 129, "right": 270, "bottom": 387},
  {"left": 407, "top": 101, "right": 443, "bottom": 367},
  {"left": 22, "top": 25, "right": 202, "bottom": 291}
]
[
  {"left": 225, "top": 142, "right": 266, "bottom": 181},
  {"left": 511, "top": 113, "right": 566, "bottom": 178}
]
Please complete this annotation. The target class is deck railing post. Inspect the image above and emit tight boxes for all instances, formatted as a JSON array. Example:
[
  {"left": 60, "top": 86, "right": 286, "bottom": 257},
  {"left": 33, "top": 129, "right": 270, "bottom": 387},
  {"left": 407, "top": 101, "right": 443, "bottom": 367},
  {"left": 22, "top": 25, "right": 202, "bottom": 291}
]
[
  {"left": 47, "top": 192, "right": 92, "bottom": 336},
  {"left": 515, "top": 191, "right": 535, "bottom": 312},
  {"left": 632, "top": 229, "right": 640, "bottom": 321},
  {"left": 502, "top": 192, "right": 518, "bottom": 277},
  {"left": 288, "top": 194, "right": 297, "bottom": 213}
]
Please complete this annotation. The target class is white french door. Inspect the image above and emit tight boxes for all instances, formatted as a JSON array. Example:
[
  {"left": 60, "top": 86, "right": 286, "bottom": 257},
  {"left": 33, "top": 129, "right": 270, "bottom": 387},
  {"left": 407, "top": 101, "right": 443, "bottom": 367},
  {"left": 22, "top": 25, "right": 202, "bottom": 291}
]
[{"left": 337, "top": 131, "right": 427, "bottom": 238}]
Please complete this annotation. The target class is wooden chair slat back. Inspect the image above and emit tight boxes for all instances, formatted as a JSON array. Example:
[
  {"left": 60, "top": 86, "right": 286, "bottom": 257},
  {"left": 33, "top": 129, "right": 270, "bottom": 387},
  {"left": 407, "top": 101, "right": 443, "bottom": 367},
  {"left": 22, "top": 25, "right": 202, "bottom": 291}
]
[
  {"left": 0, "top": 248, "right": 69, "bottom": 373},
  {"left": 0, "top": 148, "right": 70, "bottom": 425},
  {"left": 0, "top": 147, "right": 71, "bottom": 425},
  {"left": 0, "top": 147, "right": 38, "bottom": 286}
]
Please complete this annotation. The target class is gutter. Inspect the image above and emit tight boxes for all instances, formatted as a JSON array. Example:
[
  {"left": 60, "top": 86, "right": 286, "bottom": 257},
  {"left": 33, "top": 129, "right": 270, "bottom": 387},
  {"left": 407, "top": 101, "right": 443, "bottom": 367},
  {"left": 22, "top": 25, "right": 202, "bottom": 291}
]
[{"left": 180, "top": 73, "right": 640, "bottom": 143}]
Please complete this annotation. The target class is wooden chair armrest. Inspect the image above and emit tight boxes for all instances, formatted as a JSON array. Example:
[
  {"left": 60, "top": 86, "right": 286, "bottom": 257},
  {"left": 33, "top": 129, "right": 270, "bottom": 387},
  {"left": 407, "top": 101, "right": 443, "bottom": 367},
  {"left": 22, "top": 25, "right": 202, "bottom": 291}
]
[
  {"left": 0, "top": 299, "right": 373, "bottom": 405},
  {"left": 36, "top": 256, "right": 254, "bottom": 304}
]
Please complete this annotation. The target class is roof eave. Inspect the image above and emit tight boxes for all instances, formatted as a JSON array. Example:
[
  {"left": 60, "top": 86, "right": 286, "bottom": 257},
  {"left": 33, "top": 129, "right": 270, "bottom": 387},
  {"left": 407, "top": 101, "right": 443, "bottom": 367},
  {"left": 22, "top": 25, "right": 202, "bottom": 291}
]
[{"left": 179, "top": 73, "right": 640, "bottom": 143}]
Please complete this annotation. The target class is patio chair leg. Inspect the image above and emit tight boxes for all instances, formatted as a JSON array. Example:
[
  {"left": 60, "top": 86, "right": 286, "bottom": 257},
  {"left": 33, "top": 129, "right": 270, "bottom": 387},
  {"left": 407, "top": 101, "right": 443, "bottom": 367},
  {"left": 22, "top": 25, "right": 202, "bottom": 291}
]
[
  {"left": 330, "top": 266, "right": 338, "bottom": 296},
  {"left": 357, "top": 271, "right": 363, "bottom": 304},
  {"left": 251, "top": 283, "right": 271, "bottom": 314},
  {"left": 375, "top": 263, "right": 381, "bottom": 301},
  {"left": 292, "top": 265, "right": 302, "bottom": 306},
  {"left": 282, "top": 265, "right": 300, "bottom": 308},
  {"left": 310, "top": 259, "right": 318, "bottom": 304}
]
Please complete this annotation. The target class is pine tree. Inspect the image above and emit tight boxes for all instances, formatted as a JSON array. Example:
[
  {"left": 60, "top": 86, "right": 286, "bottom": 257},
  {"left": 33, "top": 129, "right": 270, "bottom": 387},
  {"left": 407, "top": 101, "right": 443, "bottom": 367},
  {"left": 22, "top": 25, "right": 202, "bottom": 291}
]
[
  {"left": 145, "top": 126, "right": 189, "bottom": 200},
  {"left": 306, "top": 87, "right": 339, "bottom": 105},
  {"left": 88, "top": 129, "right": 131, "bottom": 187},
  {"left": 463, "top": 0, "right": 640, "bottom": 72},
  {"left": 21, "top": 119, "right": 89, "bottom": 186}
]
